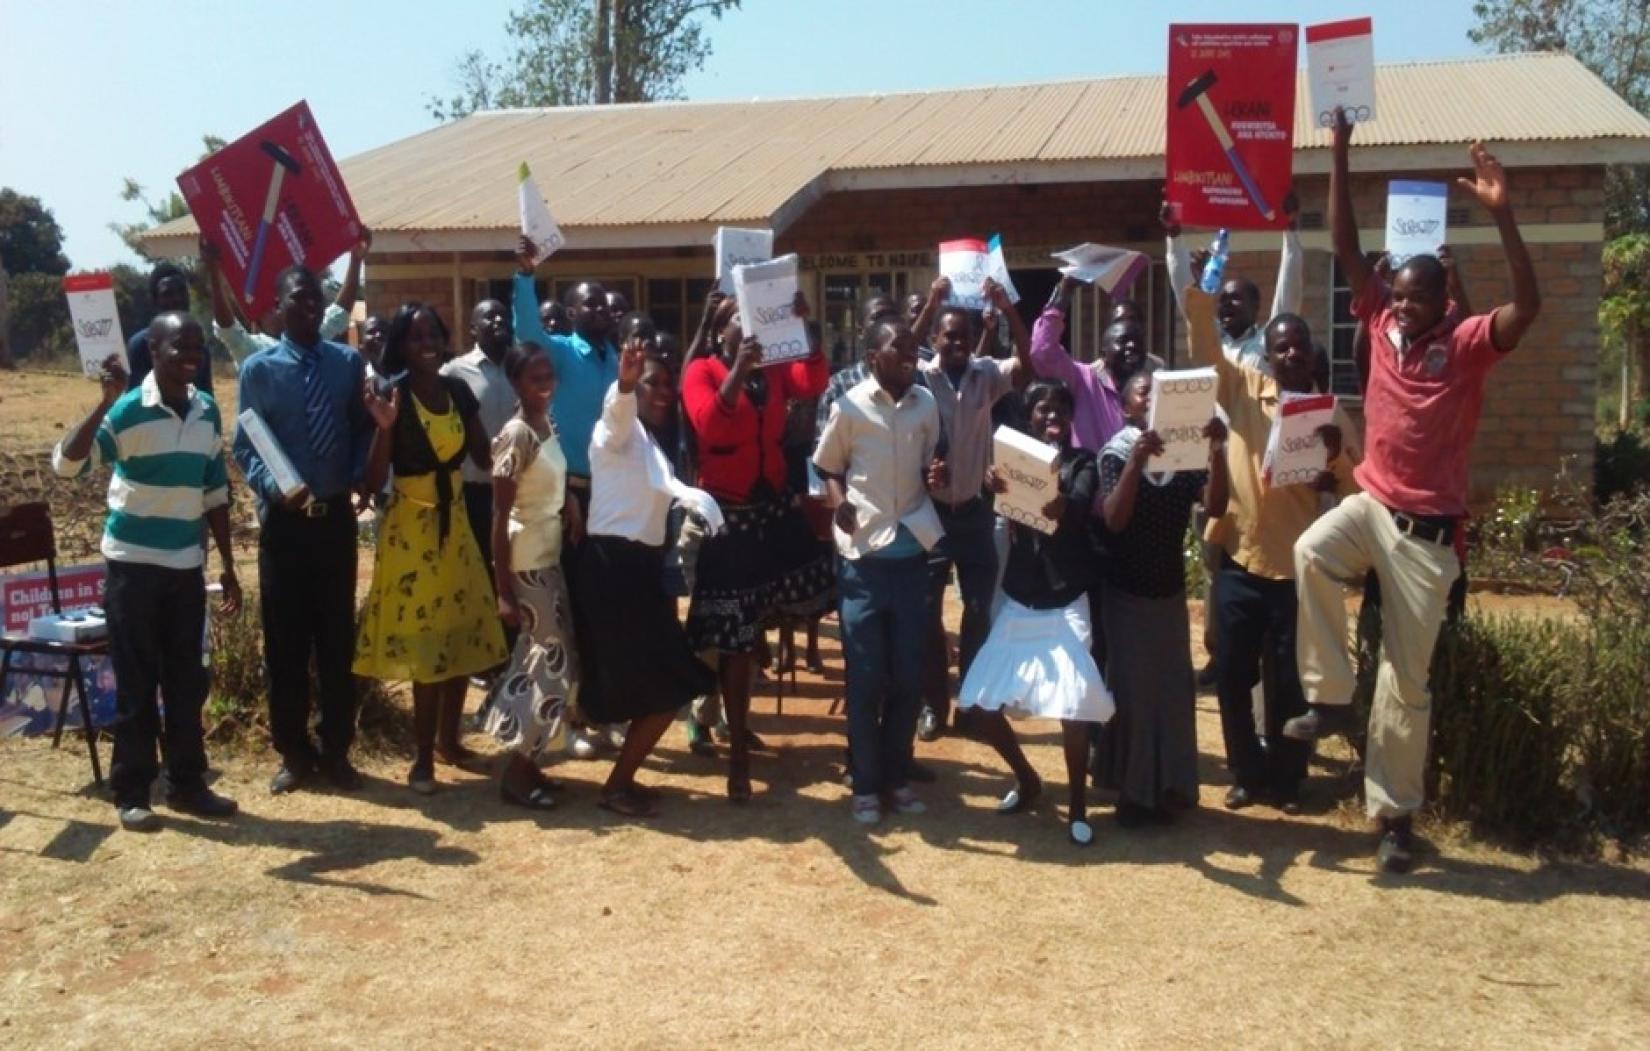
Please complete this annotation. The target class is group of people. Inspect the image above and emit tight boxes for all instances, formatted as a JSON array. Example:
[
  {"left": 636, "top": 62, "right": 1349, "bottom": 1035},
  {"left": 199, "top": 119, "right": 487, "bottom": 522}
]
[{"left": 54, "top": 109, "right": 1539, "bottom": 873}]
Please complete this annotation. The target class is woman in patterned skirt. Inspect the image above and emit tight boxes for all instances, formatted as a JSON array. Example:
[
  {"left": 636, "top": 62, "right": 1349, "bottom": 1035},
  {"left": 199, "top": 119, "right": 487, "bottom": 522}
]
[
  {"left": 485, "top": 343, "right": 583, "bottom": 809},
  {"left": 355, "top": 302, "right": 507, "bottom": 794},
  {"left": 680, "top": 294, "right": 833, "bottom": 801}
]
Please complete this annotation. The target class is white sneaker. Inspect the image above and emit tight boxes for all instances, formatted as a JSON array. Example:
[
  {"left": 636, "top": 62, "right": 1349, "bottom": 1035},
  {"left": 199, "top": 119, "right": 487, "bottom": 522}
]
[
  {"left": 851, "top": 794, "right": 882, "bottom": 825},
  {"left": 888, "top": 787, "right": 926, "bottom": 815},
  {"left": 569, "top": 730, "right": 598, "bottom": 760}
]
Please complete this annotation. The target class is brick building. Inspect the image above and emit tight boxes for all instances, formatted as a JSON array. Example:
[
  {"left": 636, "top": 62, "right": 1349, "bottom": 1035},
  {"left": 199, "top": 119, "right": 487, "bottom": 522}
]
[{"left": 147, "top": 53, "right": 1650, "bottom": 502}]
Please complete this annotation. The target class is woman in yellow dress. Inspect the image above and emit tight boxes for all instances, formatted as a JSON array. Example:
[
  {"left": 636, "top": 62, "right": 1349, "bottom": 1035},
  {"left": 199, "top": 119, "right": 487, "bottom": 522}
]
[{"left": 355, "top": 302, "right": 507, "bottom": 794}]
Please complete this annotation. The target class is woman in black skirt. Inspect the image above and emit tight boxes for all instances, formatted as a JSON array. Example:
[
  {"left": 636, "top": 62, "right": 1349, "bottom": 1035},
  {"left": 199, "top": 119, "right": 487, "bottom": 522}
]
[
  {"left": 680, "top": 294, "right": 833, "bottom": 801},
  {"left": 573, "top": 337, "right": 719, "bottom": 816}
]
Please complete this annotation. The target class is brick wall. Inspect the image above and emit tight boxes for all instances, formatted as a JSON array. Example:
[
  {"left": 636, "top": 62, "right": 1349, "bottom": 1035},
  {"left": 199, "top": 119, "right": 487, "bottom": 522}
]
[{"left": 367, "top": 164, "right": 1604, "bottom": 507}]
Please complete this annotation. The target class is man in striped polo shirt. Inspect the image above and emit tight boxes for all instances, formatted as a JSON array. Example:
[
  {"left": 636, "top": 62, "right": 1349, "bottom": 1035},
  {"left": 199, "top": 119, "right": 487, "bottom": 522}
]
[{"left": 53, "top": 314, "right": 244, "bottom": 832}]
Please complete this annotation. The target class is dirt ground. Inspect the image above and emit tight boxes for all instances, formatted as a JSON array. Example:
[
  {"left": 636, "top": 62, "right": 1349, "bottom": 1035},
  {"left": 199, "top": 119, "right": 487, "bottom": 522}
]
[{"left": 2, "top": 368, "right": 1648, "bottom": 1048}]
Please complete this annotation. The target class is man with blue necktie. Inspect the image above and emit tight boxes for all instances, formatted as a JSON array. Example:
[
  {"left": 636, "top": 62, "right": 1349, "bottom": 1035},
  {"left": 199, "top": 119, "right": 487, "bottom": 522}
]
[{"left": 233, "top": 265, "right": 375, "bottom": 795}]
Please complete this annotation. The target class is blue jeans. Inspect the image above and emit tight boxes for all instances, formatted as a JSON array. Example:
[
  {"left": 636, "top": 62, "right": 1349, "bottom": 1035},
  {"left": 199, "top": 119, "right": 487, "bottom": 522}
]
[
  {"left": 839, "top": 553, "right": 930, "bottom": 797},
  {"left": 923, "top": 498, "right": 998, "bottom": 718}
]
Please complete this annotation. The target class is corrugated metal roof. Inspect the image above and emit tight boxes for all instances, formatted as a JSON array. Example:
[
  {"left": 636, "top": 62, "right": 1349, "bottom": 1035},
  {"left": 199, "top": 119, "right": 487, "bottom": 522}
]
[{"left": 148, "top": 52, "right": 1650, "bottom": 241}]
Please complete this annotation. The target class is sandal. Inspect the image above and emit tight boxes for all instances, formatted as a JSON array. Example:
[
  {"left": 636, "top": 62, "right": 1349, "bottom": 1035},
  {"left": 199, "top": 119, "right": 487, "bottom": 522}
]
[
  {"left": 407, "top": 760, "right": 438, "bottom": 796},
  {"left": 500, "top": 783, "right": 557, "bottom": 810},
  {"left": 597, "top": 789, "right": 658, "bottom": 818},
  {"left": 996, "top": 777, "right": 1043, "bottom": 815}
]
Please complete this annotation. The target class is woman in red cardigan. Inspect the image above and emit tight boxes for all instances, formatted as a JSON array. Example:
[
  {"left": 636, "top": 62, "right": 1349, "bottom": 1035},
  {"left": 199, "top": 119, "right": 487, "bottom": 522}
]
[{"left": 681, "top": 293, "right": 833, "bottom": 801}]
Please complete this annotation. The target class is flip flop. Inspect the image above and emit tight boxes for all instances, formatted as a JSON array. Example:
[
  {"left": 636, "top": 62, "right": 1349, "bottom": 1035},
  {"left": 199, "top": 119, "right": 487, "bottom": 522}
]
[
  {"left": 1069, "top": 819, "right": 1095, "bottom": 847},
  {"left": 500, "top": 784, "right": 557, "bottom": 811},
  {"left": 996, "top": 779, "right": 1042, "bottom": 815},
  {"left": 597, "top": 790, "right": 658, "bottom": 819}
]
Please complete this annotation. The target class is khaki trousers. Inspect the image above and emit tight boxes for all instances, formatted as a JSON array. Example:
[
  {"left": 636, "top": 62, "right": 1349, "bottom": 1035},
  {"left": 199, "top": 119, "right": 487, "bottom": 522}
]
[{"left": 1294, "top": 493, "right": 1460, "bottom": 819}]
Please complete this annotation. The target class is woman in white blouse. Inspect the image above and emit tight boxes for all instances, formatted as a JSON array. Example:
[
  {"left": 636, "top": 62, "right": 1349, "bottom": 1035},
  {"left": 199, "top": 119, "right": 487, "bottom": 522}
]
[
  {"left": 568, "top": 338, "right": 721, "bottom": 817},
  {"left": 485, "top": 344, "right": 584, "bottom": 809}
]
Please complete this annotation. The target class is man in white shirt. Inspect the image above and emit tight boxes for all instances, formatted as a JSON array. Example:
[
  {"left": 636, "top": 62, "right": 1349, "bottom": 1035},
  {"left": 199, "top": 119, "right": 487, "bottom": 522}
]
[{"left": 814, "top": 317, "right": 948, "bottom": 826}]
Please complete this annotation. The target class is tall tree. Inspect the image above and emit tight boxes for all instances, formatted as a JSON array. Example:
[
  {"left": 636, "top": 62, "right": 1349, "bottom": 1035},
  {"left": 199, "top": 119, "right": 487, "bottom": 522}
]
[
  {"left": 113, "top": 134, "right": 227, "bottom": 261},
  {"left": 1471, "top": 0, "right": 1650, "bottom": 233},
  {"left": 428, "top": 0, "right": 741, "bottom": 120},
  {"left": 1601, "top": 233, "right": 1650, "bottom": 423},
  {"left": 0, "top": 189, "right": 70, "bottom": 276}
]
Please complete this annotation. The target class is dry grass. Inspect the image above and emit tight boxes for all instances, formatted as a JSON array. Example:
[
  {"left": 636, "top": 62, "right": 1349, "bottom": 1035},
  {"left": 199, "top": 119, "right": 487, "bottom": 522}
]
[{"left": 2, "top": 371, "right": 1647, "bottom": 1048}]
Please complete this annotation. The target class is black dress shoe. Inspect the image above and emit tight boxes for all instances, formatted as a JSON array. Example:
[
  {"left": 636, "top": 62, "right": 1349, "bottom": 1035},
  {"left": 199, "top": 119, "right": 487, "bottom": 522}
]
[
  {"left": 906, "top": 759, "right": 938, "bottom": 784},
  {"left": 1282, "top": 704, "right": 1358, "bottom": 742},
  {"left": 269, "top": 764, "right": 308, "bottom": 795},
  {"left": 323, "top": 759, "right": 364, "bottom": 792},
  {"left": 166, "top": 787, "right": 239, "bottom": 818},
  {"left": 916, "top": 706, "right": 942, "bottom": 743},
  {"left": 1224, "top": 785, "right": 1257, "bottom": 810},
  {"left": 1376, "top": 816, "right": 1415, "bottom": 874}
]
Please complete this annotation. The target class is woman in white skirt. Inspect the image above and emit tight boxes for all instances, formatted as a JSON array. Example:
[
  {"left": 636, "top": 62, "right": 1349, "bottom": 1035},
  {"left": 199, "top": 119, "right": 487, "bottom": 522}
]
[{"left": 958, "top": 379, "right": 1114, "bottom": 846}]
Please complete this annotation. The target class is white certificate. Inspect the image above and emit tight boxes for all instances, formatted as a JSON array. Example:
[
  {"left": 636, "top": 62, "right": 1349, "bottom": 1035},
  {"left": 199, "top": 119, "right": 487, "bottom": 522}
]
[
  {"left": 62, "top": 273, "right": 126, "bottom": 378},
  {"left": 1146, "top": 367, "right": 1219, "bottom": 475},
  {"left": 986, "top": 234, "right": 1020, "bottom": 304},
  {"left": 992, "top": 425, "right": 1060, "bottom": 535},
  {"left": 1306, "top": 18, "right": 1376, "bottom": 128},
  {"left": 517, "top": 162, "right": 566, "bottom": 266},
  {"left": 1386, "top": 180, "right": 1449, "bottom": 267},
  {"left": 714, "top": 227, "right": 773, "bottom": 295},
  {"left": 237, "top": 408, "right": 306, "bottom": 498},
  {"left": 1263, "top": 392, "right": 1338, "bottom": 487},
  {"left": 731, "top": 254, "right": 810, "bottom": 366},
  {"left": 939, "top": 238, "right": 990, "bottom": 310}
]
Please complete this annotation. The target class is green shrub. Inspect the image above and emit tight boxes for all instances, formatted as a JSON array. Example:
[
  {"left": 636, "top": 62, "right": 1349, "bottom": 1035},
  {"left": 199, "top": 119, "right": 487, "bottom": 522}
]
[{"left": 1595, "top": 426, "right": 1650, "bottom": 503}]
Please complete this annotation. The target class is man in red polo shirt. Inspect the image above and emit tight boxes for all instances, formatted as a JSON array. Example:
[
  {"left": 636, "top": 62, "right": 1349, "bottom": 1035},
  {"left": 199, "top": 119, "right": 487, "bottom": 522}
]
[{"left": 1285, "top": 108, "right": 1542, "bottom": 874}]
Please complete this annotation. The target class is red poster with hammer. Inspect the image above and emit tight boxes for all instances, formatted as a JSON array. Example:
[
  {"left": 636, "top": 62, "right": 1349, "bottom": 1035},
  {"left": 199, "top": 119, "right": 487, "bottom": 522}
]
[
  {"left": 1166, "top": 24, "right": 1298, "bottom": 231},
  {"left": 176, "top": 101, "right": 361, "bottom": 319}
]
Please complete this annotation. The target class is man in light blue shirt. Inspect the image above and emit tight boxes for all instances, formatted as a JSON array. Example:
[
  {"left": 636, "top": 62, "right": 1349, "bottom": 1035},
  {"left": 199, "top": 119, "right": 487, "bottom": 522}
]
[
  {"left": 511, "top": 235, "right": 619, "bottom": 510},
  {"left": 233, "top": 265, "right": 374, "bottom": 796}
]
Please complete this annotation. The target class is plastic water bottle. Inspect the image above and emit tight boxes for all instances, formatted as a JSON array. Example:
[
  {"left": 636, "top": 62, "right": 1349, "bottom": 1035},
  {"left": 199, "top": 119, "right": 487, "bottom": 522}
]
[{"left": 1199, "top": 229, "right": 1230, "bottom": 294}]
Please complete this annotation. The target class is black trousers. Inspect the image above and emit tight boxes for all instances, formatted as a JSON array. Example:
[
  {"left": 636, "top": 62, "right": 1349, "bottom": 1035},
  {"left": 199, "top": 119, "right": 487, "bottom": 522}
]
[
  {"left": 259, "top": 501, "right": 359, "bottom": 768},
  {"left": 105, "top": 560, "right": 209, "bottom": 808},
  {"left": 1214, "top": 557, "right": 1309, "bottom": 793}
]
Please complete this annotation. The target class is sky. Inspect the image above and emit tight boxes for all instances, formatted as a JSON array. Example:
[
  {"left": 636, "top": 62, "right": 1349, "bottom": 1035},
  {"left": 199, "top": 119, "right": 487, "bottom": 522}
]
[{"left": 0, "top": 0, "right": 1486, "bottom": 272}]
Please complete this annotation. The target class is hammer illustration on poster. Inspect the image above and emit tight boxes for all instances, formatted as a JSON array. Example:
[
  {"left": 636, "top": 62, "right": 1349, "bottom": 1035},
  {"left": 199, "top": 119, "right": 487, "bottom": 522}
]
[
  {"left": 1177, "top": 70, "right": 1274, "bottom": 222},
  {"left": 243, "top": 141, "right": 304, "bottom": 302}
]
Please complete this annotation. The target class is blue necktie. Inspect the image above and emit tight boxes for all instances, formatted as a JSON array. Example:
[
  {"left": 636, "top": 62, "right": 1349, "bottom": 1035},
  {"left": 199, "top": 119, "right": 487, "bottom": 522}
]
[{"left": 302, "top": 347, "right": 340, "bottom": 463}]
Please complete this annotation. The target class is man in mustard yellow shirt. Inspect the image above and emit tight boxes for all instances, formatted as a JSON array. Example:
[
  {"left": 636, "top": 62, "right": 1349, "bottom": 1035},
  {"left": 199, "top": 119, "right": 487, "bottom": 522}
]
[{"left": 1183, "top": 286, "right": 1359, "bottom": 812}]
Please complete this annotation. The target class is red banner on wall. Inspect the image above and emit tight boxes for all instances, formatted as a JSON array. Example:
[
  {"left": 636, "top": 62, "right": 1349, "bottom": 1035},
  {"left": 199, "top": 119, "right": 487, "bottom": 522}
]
[
  {"left": 1166, "top": 24, "right": 1298, "bottom": 231},
  {"left": 176, "top": 101, "right": 361, "bottom": 319}
]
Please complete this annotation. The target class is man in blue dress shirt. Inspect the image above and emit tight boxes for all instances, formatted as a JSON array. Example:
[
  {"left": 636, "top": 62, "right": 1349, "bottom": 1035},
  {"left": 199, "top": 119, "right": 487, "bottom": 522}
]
[{"left": 233, "top": 265, "right": 374, "bottom": 795}]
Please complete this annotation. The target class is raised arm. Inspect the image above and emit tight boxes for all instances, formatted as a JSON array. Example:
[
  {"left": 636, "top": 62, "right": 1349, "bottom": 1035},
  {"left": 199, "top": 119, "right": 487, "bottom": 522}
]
[
  {"left": 198, "top": 235, "right": 237, "bottom": 329},
  {"left": 910, "top": 275, "right": 950, "bottom": 348},
  {"left": 1437, "top": 245, "right": 1474, "bottom": 319},
  {"left": 1272, "top": 193, "right": 1303, "bottom": 318},
  {"left": 1162, "top": 201, "right": 1192, "bottom": 309},
  {"left": 1029, "top": 276, "right": 1082, "bottom": 385},
  {"left": 1457, "top": 144, "right": 1540, "bottom": 350},
  {"left": 1329, "top": 108, "right": 1372, "bottom": 299},
  {"left": 332, "top": 229, "right": 371, "bottom": 316},
  {"left": 511, "top": 236, "right": 552, "bottom": 354},
  {"left": 53, "top": 355, "right": 126, "bottom": 474},
  {"left": 684, "top": 290, "right": 727, "bottom": 363}
]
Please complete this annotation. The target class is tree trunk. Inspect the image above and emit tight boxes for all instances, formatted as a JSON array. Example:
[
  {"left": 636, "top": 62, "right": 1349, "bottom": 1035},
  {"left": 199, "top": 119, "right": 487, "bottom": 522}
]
[{"left": 592, "top": 0, "right": 613, "bottom": 104}]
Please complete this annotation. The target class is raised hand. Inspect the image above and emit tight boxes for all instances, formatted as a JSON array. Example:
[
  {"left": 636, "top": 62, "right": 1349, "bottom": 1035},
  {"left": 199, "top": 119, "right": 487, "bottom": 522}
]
[
  {"left": 516, "top": 235, "right": 538, "bottom": 274},
  {"left": 1332, "top": 106, "right": 1353, "bottom": 152},
  {"left": 1282, "top": 189, "right": 1300, "bottom": 229},
  {"left": 1317, "top": 423, "right": 1344, "bottom": 462},
  {"left": 351, "top": 227, "right": 373, "bottom": 261},
  {"left": 792, "top": 289, "right": 811, "bottom": 320},
  {"left": 1458, "top": 142, "right": 1509, "bottom": 214},
  {"left": 733, "top": 335, "right": 764, "bottom": 374},
  {"left": 197, "top": 234, "right": 221, "bottom": 265},
  {"left": 1203, "top": 416, "right": 1228, "bottom": 448},
  {"left": 97, "top": 353, "right": 128, "bottom": 405},
  {"left": 618, "top": 336, "right": 648, "bottom": 391},
  {"left": 700, "top": 289, "right": 728, "bottom": 331},
  {"left": 1131, "top": 429, "right": 1166, "bottom": 465},
  {"left": 363, "top": 375, "right": 399, "bottom": 431},
  {"left": 929, "top": 275, "right": 952, "bottom": 304},
  {"left": 1159, "top": 199, "right": 1182, "bottom": 239}
]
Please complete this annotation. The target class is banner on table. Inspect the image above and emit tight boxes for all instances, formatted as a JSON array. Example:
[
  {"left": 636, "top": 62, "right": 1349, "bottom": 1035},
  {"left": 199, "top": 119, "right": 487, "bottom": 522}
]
[
  {"left": 1147, "top": 367, "right": 1219, "bottom": 474},
  {"left": 1263, "top": 392, "right": 1338, "bottom": 487},
  {"left": 1306, "top": 17, "right": 1376, "bottom": 128},
  {"left": 938, "top": 238, "right": 991, "bottom": 311},
  {"left": 62, "top": 273, "right": 126, "bottom": 378},
  {"left": 177, "top": 100, "right": 360, "bottom": 320},
  {"left": 0, "top": 564, "right": 114, "bottom": 736},
  {"left": 715, "top": 227, "right": 773, "bottom": 295},
  {"left": 1167, "top": 24, "right": 1297, "bottom": 230},
  {"left": 992, "top": 426, "right": 1060, "bottom": 535},
  {"left": 1385, "top": 180, "right": 1449, "bottom": 267},
  {"left": 732, "top": 254, "right": 810, "bottom": 366},
  {"left": 518, "top": 163, "right": 566, "bottom": 266}
]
